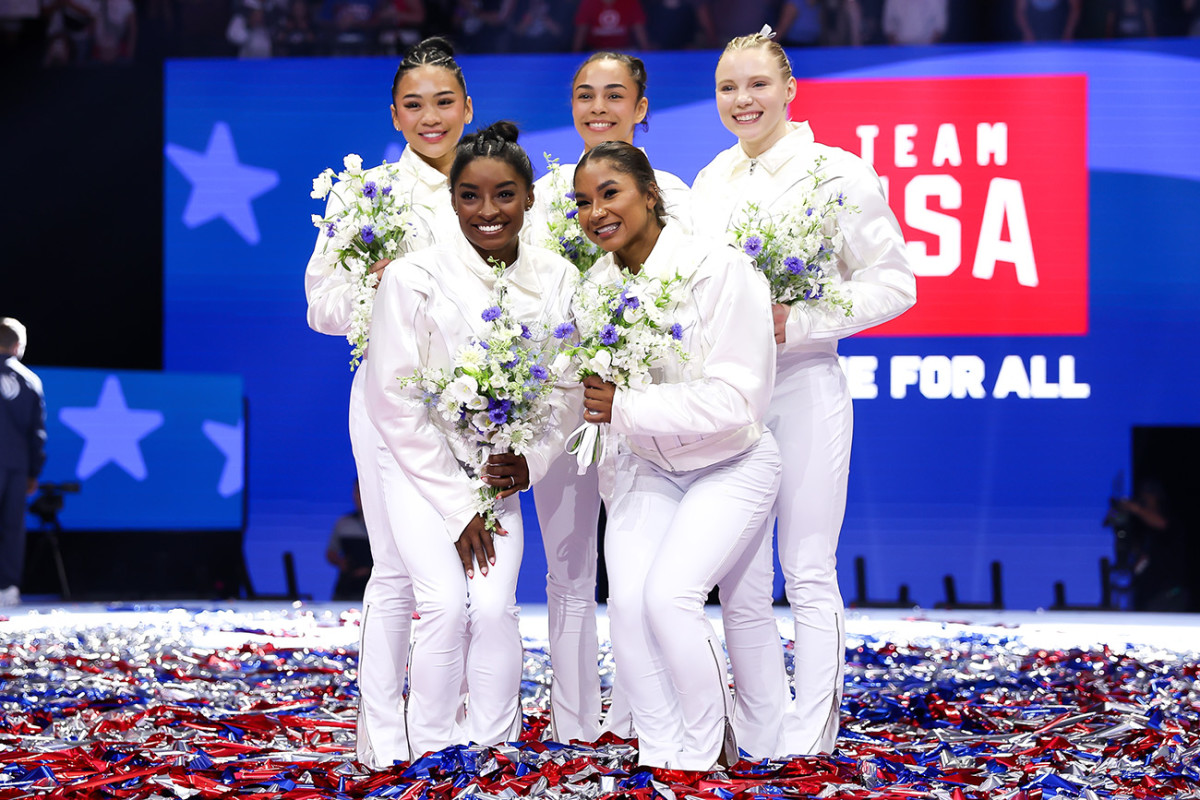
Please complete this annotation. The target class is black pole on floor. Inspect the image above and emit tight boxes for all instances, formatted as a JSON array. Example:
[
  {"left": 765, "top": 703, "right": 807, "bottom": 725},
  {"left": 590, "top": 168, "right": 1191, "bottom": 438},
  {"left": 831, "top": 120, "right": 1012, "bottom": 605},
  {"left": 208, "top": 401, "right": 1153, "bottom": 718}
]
[
  {"left": 1054, "top": 581, "right": 1066, "bottom": 609},
  {"left": 854, "top": 556, "right": 868, "bottom": 606},
  {"left": 898, "top": 584, "right": 911, "bottom": 607},
  {"left": 990, "top": 561, "right": 1004, "bottom": 609},
  {"left": 943, "top": 574, "right": 958, "bottom": 607},
  {"left": 283, "top": 551, "right": 300, "bottom": 600},
  {"left": 1099, "top": 557, "right": 1112, "bottom": 609}
]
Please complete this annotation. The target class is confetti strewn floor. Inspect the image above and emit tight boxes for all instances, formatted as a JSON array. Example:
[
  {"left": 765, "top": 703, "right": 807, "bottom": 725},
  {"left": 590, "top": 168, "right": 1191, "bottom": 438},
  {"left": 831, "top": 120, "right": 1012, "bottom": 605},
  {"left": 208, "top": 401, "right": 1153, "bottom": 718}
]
[{"left": 1, "top": 604, "right": 1198, "bottom": 799}]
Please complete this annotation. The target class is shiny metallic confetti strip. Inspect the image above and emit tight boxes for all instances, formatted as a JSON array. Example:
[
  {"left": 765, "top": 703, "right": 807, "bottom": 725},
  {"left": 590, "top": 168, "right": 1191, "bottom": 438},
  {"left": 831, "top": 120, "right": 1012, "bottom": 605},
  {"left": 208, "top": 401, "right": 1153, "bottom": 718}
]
[{"left": 1, "top": 606, "right": 1199, "bottom": 799}]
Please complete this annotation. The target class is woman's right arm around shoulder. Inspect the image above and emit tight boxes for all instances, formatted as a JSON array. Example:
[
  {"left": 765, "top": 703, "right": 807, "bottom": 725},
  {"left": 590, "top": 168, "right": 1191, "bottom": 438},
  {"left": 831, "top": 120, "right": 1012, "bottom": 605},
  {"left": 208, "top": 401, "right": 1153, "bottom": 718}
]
[{"left": 364, "top": 262, "right": 483, "bottom": 544}]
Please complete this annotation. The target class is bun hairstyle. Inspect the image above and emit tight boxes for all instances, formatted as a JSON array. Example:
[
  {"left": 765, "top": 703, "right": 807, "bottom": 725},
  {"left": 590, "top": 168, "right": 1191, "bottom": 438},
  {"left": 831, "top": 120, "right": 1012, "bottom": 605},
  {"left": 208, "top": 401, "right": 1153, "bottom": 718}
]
[
  {"left": 721, "top": 30, "right": 794, "bottom": 82},
  {"left": 392, "top": 35, "right": 467, "bottom": 97},
  {"left": 576, "top": 141, "right": 667, "bottom": 226},
  {"left": 572, "top": 51, "right": 651, "bottom": 133},
  {"left": 449, "top": 120, "right": 535, "bottom": 189}
]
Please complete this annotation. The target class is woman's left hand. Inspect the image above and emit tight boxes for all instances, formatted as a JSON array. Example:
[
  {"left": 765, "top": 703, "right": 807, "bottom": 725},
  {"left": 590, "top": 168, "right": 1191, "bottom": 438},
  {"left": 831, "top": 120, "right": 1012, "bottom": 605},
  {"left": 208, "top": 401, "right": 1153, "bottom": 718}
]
[
  {"left": 583, "top": 374, "right": 616, "bottom": 423},
  {"left": 772, "top": 303, "right": 789, "bottom": 345},
  {"left": 484, "top": 452, "right": 530, "bottom": 498}
]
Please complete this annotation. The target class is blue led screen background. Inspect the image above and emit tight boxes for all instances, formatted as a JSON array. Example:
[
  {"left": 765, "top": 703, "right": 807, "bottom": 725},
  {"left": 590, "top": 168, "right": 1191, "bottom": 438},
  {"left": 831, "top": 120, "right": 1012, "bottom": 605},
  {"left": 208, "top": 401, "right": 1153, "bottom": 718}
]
[{"left": 163, "top": 42, "right": 1200, "bottom": 606}]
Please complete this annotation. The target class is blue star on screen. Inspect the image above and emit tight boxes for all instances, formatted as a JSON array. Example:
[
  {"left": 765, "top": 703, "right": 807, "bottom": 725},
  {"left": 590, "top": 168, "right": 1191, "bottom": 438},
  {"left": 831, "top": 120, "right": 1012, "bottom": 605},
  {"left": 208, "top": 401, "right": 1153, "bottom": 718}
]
[
  {"left": 165, "top": 121, "right": 279, "bottom": 245},
  {"left": 202, "top": 418, "right": 245, "bottom": 498},
  {"left": 59, "top": 375, "right": 164, "bottom": 481},
  {"left": 38, "top": 368, "right": 245, "bottom": 530}
]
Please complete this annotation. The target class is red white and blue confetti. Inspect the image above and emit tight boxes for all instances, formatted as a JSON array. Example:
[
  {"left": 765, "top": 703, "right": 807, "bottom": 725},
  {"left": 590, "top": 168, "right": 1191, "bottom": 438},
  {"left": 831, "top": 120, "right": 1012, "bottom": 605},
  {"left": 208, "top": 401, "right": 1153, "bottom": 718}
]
[{"left": 2, "top": 605, "right": 1198, "bottom": 799}]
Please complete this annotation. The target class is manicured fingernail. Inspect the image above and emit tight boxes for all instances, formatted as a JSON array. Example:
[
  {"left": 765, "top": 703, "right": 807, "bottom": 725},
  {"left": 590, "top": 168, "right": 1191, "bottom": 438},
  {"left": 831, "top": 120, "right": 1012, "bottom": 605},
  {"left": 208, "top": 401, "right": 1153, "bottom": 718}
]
[
  {"left": 467, "top": 570, "right": 474, "bottom": 579},
  {"left": 481, "top": 567, "right": 488, "bottom": 576},
  {"left": 489, "top": 557, "right": 496, "bottom": 565}
]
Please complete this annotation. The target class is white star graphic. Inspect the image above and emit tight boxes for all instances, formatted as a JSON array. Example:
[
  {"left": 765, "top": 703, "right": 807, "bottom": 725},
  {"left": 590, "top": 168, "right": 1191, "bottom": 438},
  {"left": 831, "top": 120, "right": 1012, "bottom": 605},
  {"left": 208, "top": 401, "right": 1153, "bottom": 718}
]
[
  {"left": 165, "top": 121, "right": 279, "bottom": 245},
  {"left": 202, "top": 418, "right": 244, "bottom": 498},
  {"left": 59, "top": 375, "right": 165, "bottom": 481}
]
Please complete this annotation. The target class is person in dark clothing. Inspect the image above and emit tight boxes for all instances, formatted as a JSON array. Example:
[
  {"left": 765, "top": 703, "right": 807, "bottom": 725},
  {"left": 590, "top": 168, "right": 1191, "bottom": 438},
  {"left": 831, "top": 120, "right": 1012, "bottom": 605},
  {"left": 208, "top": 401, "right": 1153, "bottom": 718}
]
[{"left": 0, "top": 318, "right": 46, "bottom": 607}]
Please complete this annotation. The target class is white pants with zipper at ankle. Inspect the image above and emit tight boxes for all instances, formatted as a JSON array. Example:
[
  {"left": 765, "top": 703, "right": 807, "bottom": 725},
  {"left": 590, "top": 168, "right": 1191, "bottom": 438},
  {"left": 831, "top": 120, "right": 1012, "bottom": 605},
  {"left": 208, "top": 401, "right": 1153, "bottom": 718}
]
[
  {"left": 603, "top": 432, "right": 781, "bottom": 770},
  {"left": 349, "top": 364, "right": 415, "bottom": 768}
]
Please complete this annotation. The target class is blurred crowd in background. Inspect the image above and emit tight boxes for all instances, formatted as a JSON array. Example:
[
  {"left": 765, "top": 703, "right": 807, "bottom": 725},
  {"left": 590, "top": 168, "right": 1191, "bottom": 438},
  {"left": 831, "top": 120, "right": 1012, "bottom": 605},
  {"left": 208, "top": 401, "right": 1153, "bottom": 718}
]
[{"left": 1, "top": 0, "right": 1197, "bottom": 67}]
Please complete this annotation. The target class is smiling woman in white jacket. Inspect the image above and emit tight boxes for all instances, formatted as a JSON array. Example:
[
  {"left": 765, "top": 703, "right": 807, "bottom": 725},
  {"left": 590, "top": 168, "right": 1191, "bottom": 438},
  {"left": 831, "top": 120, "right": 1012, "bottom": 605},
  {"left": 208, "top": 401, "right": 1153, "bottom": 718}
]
[
  {"left": 365, "top": 121, "right": 578, "bottom": 758},
  {"left": 302, "top": 35, "right": 472, "bottom": 769},
  {"left": 519, "top": 49, "right": 696, "bottom": 746},
  {"left": 691, "top": 31, "right": 917, "bottom": 757},
  {"left": 571, "top": 141, "right": 781, "bottom": 771}
]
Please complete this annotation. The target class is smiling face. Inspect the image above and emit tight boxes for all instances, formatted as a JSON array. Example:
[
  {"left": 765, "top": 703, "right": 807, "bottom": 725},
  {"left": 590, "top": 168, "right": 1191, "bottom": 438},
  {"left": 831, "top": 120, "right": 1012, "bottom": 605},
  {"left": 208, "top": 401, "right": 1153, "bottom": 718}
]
[
  {"left": 571, "top": 58, "right": 649, "bottom": 152},
  {"left": 391, "top": 64, "right": 474, "bottom": 175},
  {"left": 715, "top": 47, "right": 797, "bottom": 159},
  {"left": 573, "top": 158, "right": 661, "bottom": 271},
  {"left": 451, "top": 157, "right": 531, "bottom": 267}
]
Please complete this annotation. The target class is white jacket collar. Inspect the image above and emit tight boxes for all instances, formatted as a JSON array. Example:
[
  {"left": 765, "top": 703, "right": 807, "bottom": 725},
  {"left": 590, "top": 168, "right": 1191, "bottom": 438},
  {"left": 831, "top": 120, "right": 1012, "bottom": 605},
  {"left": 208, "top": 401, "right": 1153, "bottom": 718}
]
[
  {"left": 732, "top": 120, "right": 815, "bottom": 175},
  {"left": 450, "top": 227, "right": 542, "bottom": 295},
  {"left": 398, "top": 144, "right": 450, "bottom": 192}
]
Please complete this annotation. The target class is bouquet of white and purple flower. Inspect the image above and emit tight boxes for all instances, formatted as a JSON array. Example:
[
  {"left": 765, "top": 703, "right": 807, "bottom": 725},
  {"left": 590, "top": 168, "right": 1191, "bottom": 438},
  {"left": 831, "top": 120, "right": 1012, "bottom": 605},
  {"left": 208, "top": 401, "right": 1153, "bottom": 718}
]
[
  {"left": 311, "top": 153, "right": 421, "bottom": 369},
  {"left": 400, "top": 262, "right": 573, "bottom": 531},
  {"left": 562, "top": 268, "right": 688, "bottom": 474},
  {"left": 539, "top": 154, "right": 604, "bottom": 273},
  {"left": 730, "top": 156, "right": 856, "bottom": 316}
]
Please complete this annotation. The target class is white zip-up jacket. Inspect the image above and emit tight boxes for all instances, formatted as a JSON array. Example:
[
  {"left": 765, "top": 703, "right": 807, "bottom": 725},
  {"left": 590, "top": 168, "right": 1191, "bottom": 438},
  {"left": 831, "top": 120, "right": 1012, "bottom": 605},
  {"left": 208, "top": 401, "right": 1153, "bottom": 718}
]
[
  {"left": 590, "top": 222, "right": 777, "bottom": 474},
  {"left": 365, "top": 231, "right": 581, "bottom": 542},
  {"left": 305, "top": 145, "right": 457, "bottom": 336},
  {"left": 692, "top": 122, "right": 916, "bottom": 370},
  {"left": 523, "top": 156, "right": 694, "bottom": 251}
]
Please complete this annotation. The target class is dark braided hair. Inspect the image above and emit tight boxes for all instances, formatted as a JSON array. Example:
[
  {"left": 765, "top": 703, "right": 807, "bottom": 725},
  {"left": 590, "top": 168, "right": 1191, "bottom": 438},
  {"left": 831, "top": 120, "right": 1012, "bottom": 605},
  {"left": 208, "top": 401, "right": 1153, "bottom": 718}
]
[
  {"left": 450, "top": 120, "right": 534, "bottom": 190},
  {"left": 576, "top": 141, "right": 667, "bottom": 226},
  {"left": 572, "top": 51, "right": 650, "bottom": 133},
  {"left": 392, "top": 36, "right": 467, "bottom": 98}
]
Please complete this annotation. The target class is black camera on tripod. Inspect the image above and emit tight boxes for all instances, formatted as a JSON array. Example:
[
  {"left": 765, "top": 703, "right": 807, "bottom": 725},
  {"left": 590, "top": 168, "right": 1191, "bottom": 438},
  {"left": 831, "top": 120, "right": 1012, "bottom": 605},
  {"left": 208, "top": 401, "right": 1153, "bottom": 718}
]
[{"left": 28, "top": 481, "right": 81, "bottom": 527}]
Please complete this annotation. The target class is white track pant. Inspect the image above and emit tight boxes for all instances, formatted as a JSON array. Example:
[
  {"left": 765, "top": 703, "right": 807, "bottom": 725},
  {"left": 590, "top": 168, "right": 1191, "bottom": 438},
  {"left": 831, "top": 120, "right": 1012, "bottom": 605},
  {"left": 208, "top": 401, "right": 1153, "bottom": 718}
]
[
  {"left": 724, "top": 356, "right": 851, "bottom": 756},
  {"left": 349, "top": 366, "right": 415, "bottom": 768},
  {"left": 377, "top": 454, "right": 525, "bottom": 757},
  {"left": 605, "top": 434, "right": 781, "bottom": 770},
  {"left": 531, "top": 457, "right": 603, "bottom": 742}
]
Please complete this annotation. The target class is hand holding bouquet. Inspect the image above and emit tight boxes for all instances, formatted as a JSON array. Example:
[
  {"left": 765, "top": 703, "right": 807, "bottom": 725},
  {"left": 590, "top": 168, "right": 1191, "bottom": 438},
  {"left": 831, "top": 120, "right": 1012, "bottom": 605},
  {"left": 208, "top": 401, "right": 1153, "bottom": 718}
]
[
  {"left": 731, "top": 156, "right": 856, "bottom": 316},
  {"left": 311, "top": 154, "right": 420, "bottom": 368}
]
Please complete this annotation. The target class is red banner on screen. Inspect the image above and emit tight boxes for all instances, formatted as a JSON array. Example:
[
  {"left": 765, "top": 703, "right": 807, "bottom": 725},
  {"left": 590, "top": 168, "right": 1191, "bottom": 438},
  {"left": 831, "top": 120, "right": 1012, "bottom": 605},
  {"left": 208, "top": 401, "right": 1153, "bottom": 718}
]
[{"left": 794, "top": 74, "right": 1088, "bottom": 336}]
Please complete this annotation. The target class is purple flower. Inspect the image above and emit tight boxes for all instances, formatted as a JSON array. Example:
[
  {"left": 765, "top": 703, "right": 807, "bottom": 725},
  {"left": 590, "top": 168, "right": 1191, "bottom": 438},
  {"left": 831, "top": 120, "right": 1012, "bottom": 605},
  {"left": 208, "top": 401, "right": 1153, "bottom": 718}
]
[
  {"left": 743, "top": 236, "right": 764, "bottom": 257},
  {"left": 805, "top": 207, "right": 814, "bottom": 217},
  {"left": 521, "top": 324, "right": 531, "bottom": 339},
  {"left": 553, "top": 322, "right": 576, "bottom": 339},
  {"left": 324, "top": 222, "right": 337, "bottom": 238},
  {"left": 836, "top": 192, "right": 845, "bottom": 206},
  {"left": 529, "top": 364, "right": 548, "bottom": 381},
  {"left": 669, "top": 323, "right": 683, "bottom": 340},
  {"left": 481, "top": 306, "right": 503, "bottom": 322},
  {"left": 381, "top": 184, "right": 392, "bottom": 195},
  {"left": 362, "top": 181, "right": 378, "bottom": 200},
  {"left": 566, "top": 208, "right": 578, "bottom": 219},
  {"left": 488, "top": 408, "right": 509, "bottom": 425},
  {"left": 805, "top": 285, "right": 824, "bottom": 300},
  {"left": 479, "top": 341, "right": 490, "bottom": 349},
  {"left": 565, "top": 191, "right": 576, "bottom": 200},
  {"left": 784, "top": 256, "right": 804, "bottom": 274},
  {"left": 361, "top": 225, "right": 375, "bottom": 244},
  {"left": 620, "top": 291, "right": 640, "bottom": 310},
  {"left": 502, "top": 358, "right": 519, "bottom": 370},
  {"left": 600, "top": 324, "right": 619, "bottom": 346}
]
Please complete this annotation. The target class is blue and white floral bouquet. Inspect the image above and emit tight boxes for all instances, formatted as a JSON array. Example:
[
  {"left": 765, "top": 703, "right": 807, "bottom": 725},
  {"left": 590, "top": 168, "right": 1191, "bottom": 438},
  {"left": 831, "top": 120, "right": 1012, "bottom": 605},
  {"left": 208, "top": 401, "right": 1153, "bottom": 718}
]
[
  {"left": 401, "top": 262, "right": 573, "bottom": 531},
  {"left": 562, "top": 268, "right": 687, "bottom": 474},
  {"left": 730, "top": 156, "right": 856, "bottom": 315},
  {"left": 538, "top": 154, "right": 604, "bottom": 273},
  {"left": 311, "top": 153, "right": 420, "bottom": 369}
]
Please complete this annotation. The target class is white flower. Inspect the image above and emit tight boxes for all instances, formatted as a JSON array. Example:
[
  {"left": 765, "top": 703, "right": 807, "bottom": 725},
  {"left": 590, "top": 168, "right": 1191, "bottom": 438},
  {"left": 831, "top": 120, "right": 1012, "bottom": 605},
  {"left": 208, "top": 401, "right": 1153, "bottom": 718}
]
[
  {"left": 311, "top": 168, "right": 335, "bottom": 200},
  {"left": 455, "top": 344, "right": 487, "bottom": 371},
  {"left": 446, "top": 375, "right": 480, "bottom": 406},
  {"left": 582, "top": 349, "right": 613, "bottom": 374},
  {"left": 343, "top": 153, "right": 363, "bottom": 175}
]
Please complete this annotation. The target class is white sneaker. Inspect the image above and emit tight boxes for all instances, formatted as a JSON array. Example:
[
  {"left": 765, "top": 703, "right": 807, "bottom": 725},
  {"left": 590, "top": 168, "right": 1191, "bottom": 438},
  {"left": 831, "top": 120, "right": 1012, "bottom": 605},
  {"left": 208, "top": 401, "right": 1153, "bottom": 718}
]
[{"left": 0, "top": 586, "right": 20, "bottom": 606}]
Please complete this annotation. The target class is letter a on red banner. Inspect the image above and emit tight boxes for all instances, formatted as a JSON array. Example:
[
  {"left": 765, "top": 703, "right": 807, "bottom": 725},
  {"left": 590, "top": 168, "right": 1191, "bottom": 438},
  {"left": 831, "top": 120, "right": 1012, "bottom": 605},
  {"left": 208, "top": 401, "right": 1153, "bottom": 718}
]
[{"left": 793, "top": 74, "right": 1088, "bottom": 337}]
